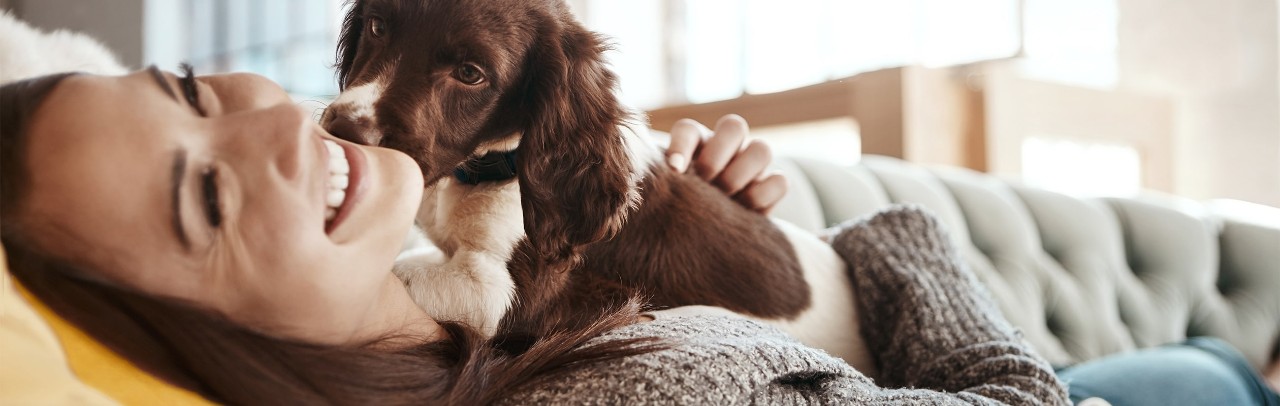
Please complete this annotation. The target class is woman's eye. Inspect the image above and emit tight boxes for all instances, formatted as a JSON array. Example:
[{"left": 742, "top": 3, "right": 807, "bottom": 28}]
[
  {"left": 179, "top": 63, "right": 207, "bottom": 117},
  {"left": 201, "top": 168, "right": 223, "bottom": 228},
  {"left": 368, "top": 17, "right": 386, "bottom": 38},
  {"left": 454, "top": 63, "right": 485, "bottom": 85}
]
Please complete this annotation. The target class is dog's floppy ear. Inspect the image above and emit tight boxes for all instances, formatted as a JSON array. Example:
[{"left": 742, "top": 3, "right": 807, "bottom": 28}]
[
  {"left": 334, "top": 0, "right": 365, "bottom": 90},
  {"left": 517, "top": 19, "right": 635, "bottom": 267}
]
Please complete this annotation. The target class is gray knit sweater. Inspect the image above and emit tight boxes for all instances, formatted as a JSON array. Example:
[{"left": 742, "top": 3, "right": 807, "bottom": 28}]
[{"left": 502, "top": 206, "right": 1071, "bottom": 405}]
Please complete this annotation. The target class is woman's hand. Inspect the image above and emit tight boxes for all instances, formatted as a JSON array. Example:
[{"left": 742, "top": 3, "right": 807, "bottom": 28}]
[{"left": 665, "top": 114, "right": 787, "bottom": 214}]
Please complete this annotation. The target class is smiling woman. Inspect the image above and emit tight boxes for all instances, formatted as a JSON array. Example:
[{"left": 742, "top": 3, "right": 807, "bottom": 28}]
[
  {"left": 0, "top": 70, "right": 658, "bottom": 404},
  {"left": 17, "top": 67, "right": 430, "bottom": 345}
]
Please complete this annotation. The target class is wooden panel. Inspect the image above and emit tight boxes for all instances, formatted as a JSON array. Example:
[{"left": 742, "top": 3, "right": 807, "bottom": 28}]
[
  {"left": 901, "top": 67, "right": 987, "bottom": 171},
  {"left": 982, "top": 68, "right": 1175, "bottom": 192},
  {"left": 645, "top": 78, "right": 860, "bottom": 132},
  {"left": 645, "top": 66, "right": 987, "bottom": 171},
  {"left": 849, "top": 68, "right": 906, "bottom": 159}
]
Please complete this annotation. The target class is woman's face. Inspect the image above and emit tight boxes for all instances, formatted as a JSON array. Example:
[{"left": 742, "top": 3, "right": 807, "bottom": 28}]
[{"left": 18, "top": 68, "right": 425, "bottom": 343}]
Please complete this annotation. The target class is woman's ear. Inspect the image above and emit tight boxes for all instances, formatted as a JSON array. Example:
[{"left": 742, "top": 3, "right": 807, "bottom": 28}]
[{"left": 515, "top": 23, "right": 635, "bottom": 267}]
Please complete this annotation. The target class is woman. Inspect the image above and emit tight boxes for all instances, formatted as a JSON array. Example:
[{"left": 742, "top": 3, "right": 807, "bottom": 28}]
[{"left": 1, "top": 69, "right": 1070, "bottom": 404}]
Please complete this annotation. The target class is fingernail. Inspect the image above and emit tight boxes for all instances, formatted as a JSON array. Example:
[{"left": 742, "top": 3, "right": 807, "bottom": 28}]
[{"left": 668, "top": 153, "right": 688, "bottom": 173}]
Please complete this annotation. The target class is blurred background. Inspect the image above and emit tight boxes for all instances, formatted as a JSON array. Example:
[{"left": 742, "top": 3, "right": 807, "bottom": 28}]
[{"left": 2, "top": 0, "right": 1276, "bottom": 207}]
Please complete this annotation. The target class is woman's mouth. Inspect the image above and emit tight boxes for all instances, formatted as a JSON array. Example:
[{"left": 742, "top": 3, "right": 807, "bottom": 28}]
[{"left": 322, "top": 139, "right": 364, "bottom": 234}]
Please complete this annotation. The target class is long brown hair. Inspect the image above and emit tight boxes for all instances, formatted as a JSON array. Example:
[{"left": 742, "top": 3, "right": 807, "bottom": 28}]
[{"left": 0, "top": 74, "right": 655, "bottom": 405}]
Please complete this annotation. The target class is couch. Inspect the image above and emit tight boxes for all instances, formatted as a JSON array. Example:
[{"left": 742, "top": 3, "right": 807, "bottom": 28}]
[{"left": 769, "top": 154, "right": 1280, "bottom": 370}]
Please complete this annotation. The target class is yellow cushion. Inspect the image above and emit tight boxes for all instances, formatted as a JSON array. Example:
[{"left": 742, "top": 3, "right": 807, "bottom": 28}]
[{"left": 1, "top": 244, "right": 214, "bottom": 405}]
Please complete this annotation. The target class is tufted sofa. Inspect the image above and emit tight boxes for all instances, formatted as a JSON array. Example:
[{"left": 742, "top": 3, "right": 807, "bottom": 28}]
[{"left": 769, "top": 154, "right": 1280, "bottom": 370}]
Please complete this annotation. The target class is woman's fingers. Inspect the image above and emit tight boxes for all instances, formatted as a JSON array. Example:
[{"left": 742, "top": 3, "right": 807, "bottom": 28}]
[
  {"left": 714, "top": 139, "right": 772, "bottom": 195},
  {"left": 663, "top": 114, "right": 790, "bottom": 215},
  {"left": 735, "top": 172, "right": 788, "bottom": 214},
  {"left": 666, "top": 118, "right": 711, "bottom": 173},
  {"left": 692, "top": 114, "right": 749, "bottom": 181}
]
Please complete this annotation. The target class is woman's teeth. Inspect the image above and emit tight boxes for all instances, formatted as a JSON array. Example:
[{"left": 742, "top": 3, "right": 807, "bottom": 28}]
[{"left": 323, "top": 139, "right": 351, "bottom": 222}]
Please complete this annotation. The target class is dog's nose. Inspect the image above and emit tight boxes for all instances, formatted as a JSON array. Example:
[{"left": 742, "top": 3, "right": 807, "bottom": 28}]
[{"left": 321, "top": 109, "right": 379, "bottom": 146}]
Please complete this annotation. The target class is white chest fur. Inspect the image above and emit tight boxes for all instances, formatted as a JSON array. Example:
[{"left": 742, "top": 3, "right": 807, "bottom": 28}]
[{"left": 393, "top": 177, "right": 525, "bottom": 335}]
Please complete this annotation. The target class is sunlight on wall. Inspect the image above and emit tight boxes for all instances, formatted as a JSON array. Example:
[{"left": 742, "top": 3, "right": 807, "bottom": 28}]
[
  {"left": 683, "top": 0, "right": 747, "bottom": 104},
  {"left": 682, "top": 0, "right": 1020, "bottom": 104},
  {"left": 1021, "top": 137, "right": 1140, "bottom": 197},
  {"left": 581, "top": 0, "right": 1021, "bottom": 109},
  {"left": 753, "top": 118, "right": 862, "bottom": 166},
  {"left": 1021, "top": 0, "right": 1118, "bottom": 88},
  {"left": 578, "top": 2, "right": 666, "bottom": 110},
  {"left": 146, "top": 0, "right": 345, "bottom": 99}
]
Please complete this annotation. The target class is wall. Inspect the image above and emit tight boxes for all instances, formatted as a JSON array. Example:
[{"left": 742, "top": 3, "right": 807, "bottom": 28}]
[
  {"left": 982, "top": 64, "right": 1175, "bottom": 194},
  {"left": 4, "top": 0, "right": 1275, "bottom": 206},
  {"left": 1116, "top": 0, "right": 1280, "bottom": 207},
  {"left": 7, "top": 0, "right": 145, "bottom": 68}
]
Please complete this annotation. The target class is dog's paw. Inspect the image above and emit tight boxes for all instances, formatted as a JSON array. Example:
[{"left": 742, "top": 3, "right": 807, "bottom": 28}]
[
  {"left": 389, "top": 251, "right": 515, "bottom": 337},
  {"left": 392, "top": 247, "right": 447, "bottom": 281}
]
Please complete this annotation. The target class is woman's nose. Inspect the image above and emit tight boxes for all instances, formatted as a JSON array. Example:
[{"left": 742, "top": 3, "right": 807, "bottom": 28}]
[
  {"left": 201, "top": 72, "right": 292, "bottom": 113},
  {"left": 223, "top": 103, "right": 315, "bottom": 182}
]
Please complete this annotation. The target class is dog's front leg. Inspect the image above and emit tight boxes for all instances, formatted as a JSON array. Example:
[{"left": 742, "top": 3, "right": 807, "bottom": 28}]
[
  {"left": 394, "top": 179, "right": 524, "bottom": 336},
  {"left": 393, "top": 249, "right": 516, "bottom": 336}
]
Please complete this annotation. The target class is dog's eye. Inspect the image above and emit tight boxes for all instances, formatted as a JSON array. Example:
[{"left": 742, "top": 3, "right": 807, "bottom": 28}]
[
  {"left": 368, "top": 17, "right": 387, "bottom": 38},
  {"left": 454, "top": 63, "right": 486, "bottom": 85}
]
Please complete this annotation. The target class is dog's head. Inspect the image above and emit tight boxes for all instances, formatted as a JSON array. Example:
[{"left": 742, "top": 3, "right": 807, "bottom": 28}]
[{"left": 323, "top": 0, "right": 635, "bottom": 264}]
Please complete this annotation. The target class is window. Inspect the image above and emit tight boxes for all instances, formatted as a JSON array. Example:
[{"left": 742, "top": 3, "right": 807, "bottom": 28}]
[
  {"left": 580, "top": 0, "right": 1023, "bottom": 109},
  {"left": 1021, "top": 0, "right": 1118, "bottom": 88},
  {"left": 146, "top": 0, "right": 347, "bottom": 100}
]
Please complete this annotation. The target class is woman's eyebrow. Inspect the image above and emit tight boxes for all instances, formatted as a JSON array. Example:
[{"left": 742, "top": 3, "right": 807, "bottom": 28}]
[
  {"left": 172, "top": 149, "right": 191, "bottom": 251},
  {"left": 147, "top": 65, "right": 180, "bottom": 101},
  {"left": 154, "top": 65, "right": 193, "bottom": 251}
]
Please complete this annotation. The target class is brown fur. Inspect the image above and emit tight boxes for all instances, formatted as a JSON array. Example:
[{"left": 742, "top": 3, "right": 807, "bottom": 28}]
[
  {"left": 325, "top": 0, "right": 809, "bottom": 337},
  {"left": 581, "top": 169, "right": 809, "bottom": 318}
]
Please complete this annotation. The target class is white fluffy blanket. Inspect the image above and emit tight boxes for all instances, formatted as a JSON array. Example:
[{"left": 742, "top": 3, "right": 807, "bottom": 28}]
[{"left": 0, "top": 10, "right": 126, "bottom": 84}]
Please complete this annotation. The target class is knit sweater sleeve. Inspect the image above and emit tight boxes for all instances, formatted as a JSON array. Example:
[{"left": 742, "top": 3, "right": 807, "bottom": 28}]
[
  {"left": 501, "top": 206, "right": 1069, "bottom": 405},
  {"left": 829, "top": 206, "right": 1069, "bottom": 404}
]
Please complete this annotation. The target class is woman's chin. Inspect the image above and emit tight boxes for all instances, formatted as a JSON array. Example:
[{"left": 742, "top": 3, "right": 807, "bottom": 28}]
[
  {"left": 372, "top": 146, "right": 424, "bottom": 230},
  {"left": 373, "top": 146, "right": 425, "bottom": 192}
]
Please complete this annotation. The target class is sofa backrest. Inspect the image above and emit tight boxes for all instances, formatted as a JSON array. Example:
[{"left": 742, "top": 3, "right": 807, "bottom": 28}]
[{"left": 771, "top": 154, "right": 1280, "bottom": 369}]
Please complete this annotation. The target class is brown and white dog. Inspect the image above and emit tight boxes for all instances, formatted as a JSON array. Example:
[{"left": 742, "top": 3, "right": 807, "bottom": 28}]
[{"left": 321, "top": 0, "right": 873, "bottom": 372}]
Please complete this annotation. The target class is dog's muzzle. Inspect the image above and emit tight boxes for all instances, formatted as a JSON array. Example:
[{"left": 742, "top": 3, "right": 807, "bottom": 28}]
[{"left": 321, "top": 109, "right": 383, "bottom": 146}]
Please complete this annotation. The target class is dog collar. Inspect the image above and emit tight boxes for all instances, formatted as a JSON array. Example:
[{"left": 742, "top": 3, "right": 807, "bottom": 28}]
[{"left": 453, "top": 151, "right": 518, "bottom": 185}]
